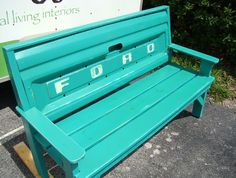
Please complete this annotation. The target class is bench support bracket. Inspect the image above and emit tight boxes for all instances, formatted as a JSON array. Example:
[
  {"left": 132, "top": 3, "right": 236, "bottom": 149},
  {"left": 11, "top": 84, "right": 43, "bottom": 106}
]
[{"left": 192, "top": 92, "right": 207, "bottom": 118}]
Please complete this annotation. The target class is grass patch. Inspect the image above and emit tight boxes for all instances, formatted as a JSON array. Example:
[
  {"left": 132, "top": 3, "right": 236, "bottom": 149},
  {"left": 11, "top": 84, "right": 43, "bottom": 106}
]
[
  {"left": 172, "top": 55, "right": 235, "bottom": 102},
  {"left": 0, "top": 40, "right": 19, "bottom": 78}
]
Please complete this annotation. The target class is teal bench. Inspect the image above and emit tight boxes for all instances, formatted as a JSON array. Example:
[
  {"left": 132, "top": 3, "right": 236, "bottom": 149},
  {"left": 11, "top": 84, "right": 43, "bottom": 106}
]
[{"left": 4, "top": 6, "right": 218, "bottom": 178}]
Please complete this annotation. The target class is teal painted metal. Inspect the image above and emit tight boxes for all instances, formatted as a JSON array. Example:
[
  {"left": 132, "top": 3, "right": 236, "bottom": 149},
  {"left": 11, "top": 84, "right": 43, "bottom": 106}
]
[{"left": 3, "top": 6, "right": 219, "bottom": 178}]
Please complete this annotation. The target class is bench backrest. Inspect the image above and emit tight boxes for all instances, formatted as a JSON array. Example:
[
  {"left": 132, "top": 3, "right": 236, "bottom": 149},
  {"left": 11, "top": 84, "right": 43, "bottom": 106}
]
[{"left": 4, "top": 6, "right": 171, "bottom": 121}]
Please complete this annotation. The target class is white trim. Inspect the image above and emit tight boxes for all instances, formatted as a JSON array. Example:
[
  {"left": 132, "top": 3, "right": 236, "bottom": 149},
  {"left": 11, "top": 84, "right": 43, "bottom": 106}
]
[
  {"left": 0, "top": 76, "right": 10, "bottom": 83},
  {"left": 140, "top": 0, "right": 143, "bottom": 10},
  {"left": 0, "top": 126, "right": 24, "bottom": 142}
]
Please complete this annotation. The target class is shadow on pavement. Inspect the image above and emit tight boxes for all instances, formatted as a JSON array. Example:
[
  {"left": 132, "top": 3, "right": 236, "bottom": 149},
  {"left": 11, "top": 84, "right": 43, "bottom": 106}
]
[
  {"left": 2, "top": 133, "right": 35, "bottom": 178},
  {"left": 2, "top": 132, "right": 65, "bottom": 178},
  {"left": 0, "top": 81, "right": 17, "bottom": 111}
]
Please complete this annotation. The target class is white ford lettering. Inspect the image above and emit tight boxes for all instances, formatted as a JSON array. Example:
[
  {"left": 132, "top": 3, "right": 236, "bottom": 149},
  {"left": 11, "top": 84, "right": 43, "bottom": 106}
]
[
  {"left": 54, "top": 78, "right": 70, "bottom": 94},
  {"left": 122, "top": 53, "right": 132, "bottom": 65},
  {"left": 91, "top": 64, "right": 103, "bottom": 79},
  {"left": 147, "top": 43, "right": 155, "bottom": 53}
]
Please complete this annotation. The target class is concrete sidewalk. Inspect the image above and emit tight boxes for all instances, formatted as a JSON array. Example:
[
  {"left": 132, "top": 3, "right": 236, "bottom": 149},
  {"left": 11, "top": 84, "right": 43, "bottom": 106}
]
[{"left": 0, "top": 81, "right": 235, "bottom": 178}]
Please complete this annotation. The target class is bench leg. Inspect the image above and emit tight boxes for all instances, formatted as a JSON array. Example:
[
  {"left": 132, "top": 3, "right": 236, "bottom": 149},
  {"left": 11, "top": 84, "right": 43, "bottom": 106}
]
[
  {"left": 64, "top": 161, "right": 77, "bottom": 178},
  {"left": 23, "top": 121, "right": 49, "bottom": 178},
  {"left": 192, "top": 92, "right": 207, "bottom": 118}
]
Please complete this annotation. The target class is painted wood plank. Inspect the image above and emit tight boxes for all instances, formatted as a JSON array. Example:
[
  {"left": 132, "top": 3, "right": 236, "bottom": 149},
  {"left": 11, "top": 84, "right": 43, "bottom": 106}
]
[
  {"left": 169, "top": 43, "right": 219, "bottom": 64},
  {"left": 17, "top": 107, "right": 85, "bottom": 163},
  {"left": 70, "top": 69, "right": 196, "bottom": 149},
  {"left": 56, "top": 64, "right": 182, "bottom": 134},
  {"left": 45, "top": 53, "right": 169, "bottom": 121},
  {"left": 75, "top": 76, "right": 214, "bottom": 178},
  {"left": 16, "top": 11, "right": 167, "bottom": 71}
]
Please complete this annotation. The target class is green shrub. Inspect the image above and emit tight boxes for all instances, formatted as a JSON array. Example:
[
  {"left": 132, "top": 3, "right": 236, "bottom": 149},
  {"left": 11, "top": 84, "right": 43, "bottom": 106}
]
[
  {"left": 172, "top": 55, "right": 235, "bottom": 101},
  {"left": 143, "top": 0, "right": 236, "bottom": 74}
]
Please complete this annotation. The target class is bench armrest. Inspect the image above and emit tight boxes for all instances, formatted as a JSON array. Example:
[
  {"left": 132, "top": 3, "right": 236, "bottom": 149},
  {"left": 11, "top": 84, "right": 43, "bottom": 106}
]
[
  {"left": 169, "top": 43, "right": 219, "bottom": 64},
  {"left": 16, "top": 107, "right": 85, "bottom": 163},
  {"left": 169, "top": 43, "right": 219, "bottom": 76}
]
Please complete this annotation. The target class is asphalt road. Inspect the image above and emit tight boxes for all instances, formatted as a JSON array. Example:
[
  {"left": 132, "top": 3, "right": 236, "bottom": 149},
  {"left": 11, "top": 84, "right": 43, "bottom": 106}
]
[{"left": 0, "top": 81, "right": 235, "bottom": 178}]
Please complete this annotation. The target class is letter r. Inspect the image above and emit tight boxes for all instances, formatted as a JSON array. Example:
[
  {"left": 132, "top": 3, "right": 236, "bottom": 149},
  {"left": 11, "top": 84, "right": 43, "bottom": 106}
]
[{"left": 122, "top": 53, "right": 132, "bottom": 65}]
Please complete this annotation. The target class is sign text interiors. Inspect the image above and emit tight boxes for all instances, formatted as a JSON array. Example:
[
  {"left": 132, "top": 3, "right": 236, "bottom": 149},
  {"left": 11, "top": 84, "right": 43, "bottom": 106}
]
[{"left": 0, "top": 7, "right": 80, "bottom": 26}]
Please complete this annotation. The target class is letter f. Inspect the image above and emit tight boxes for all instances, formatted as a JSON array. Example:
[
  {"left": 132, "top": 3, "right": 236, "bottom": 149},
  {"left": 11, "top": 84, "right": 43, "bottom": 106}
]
[{"left": 54, "top": 78, "right": 69, "bottom": 94}]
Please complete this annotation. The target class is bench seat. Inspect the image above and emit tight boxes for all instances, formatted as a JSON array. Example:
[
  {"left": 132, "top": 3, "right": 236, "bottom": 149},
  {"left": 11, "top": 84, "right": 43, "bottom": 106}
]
[{"left": 56, "top": 64, "right": 214, "bottom": 177}]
